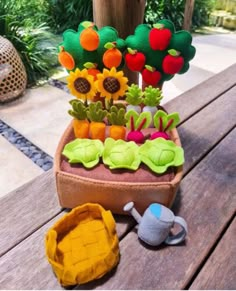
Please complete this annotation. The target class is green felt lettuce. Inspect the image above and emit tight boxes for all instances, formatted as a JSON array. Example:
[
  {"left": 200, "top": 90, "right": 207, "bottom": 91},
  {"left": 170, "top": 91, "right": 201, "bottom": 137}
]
[
  {"left": 62, "top": 138, "right": 104, "bottom": 168},
  {"left": 59, "top": 20, "right": 126, "bottom": 72},
  {"left": 125, "top": 19, "right": 196, "bottom": 86},
  {"left": 139, "top": 138, "right": 184, "bottom": 173},
  {"left": 153, "top": 110, "right": 180, "bottom": 131},
  {"left": 103, "top": 138, "right": 141, "bottom": 170}
]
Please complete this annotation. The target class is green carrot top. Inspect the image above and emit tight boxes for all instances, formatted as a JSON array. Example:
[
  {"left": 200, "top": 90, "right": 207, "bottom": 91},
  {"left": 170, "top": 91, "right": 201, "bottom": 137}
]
[
  {"left": 107, "top": 106, "right": 127, "bottom": 126},
  {"left": 86, "top": 101, "right": 107, "bottom": 122},
  {"left": 68, "top": 99, "right": 88, "bottom": 120}
]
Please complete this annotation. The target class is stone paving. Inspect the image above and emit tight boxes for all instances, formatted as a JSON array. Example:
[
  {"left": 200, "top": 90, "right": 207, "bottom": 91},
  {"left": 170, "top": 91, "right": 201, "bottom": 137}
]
[{"left": 0, "top": 31, "right": 236, "bottom": 198}]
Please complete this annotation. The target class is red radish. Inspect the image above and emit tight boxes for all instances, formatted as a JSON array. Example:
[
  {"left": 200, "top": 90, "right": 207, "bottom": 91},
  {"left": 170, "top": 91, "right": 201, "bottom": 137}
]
[
  {"left": 149, "top": 24, "right": 172, "bottom": 51},
  {"left": 127, "top": 116, "right": 147, "bottom": 144},
  {"left": 151, "top": 116, "right": 175, "bottom": 140},
  {"left": 163, "top": 49, "right": 184, "bottom": 75},
  {"left": 142, "top": 65, "right": 162, "bottom": 86},
  {"left": 125, "top": 48, "right": 146, "bottom": 72}
]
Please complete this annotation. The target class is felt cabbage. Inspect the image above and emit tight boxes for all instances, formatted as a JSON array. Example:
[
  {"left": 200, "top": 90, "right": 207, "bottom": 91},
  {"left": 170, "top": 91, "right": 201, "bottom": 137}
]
[
  {"left": 103, "top": 138, "right": 141, "bottom": 170},
  {"left": 139, "top": 138, "right": 184, "bottom": 173},
  {"left": 62, "top": 138, "right": 104, "bottom": 168}
]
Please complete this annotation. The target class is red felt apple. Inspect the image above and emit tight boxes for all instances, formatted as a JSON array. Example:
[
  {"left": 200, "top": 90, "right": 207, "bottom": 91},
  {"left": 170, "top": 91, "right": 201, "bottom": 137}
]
[
  {"left": 162, "top": 49, "right": 184, "bottom": 75},
  {"left": 149, "top": 24, "right": 172, "bottom": 51},
  {"left": 125, "top": 48, "right": 146, "bottom": 72},
  {"left": 142, "top": 65, "right": 162, "bottom": 86}
]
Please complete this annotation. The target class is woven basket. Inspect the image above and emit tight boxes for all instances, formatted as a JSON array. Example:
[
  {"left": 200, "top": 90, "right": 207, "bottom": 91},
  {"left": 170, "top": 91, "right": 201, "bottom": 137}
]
[{"left": 0, "top": 36, "right": 27, "bottom": 103}]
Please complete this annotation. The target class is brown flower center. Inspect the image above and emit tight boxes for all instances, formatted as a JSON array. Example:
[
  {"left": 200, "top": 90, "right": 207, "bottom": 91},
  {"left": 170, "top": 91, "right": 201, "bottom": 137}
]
[
  {"left": 74, "top": 77, "right": 91, "bottom": 94},
  {"left": 103, "top": 77, "right": 120, "bottom": 94}
]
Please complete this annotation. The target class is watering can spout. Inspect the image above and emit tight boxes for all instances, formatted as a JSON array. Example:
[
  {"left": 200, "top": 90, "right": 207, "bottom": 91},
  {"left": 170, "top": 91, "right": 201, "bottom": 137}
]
[{"left": 123, "top": 201, "right": 142, "bottom": 224}]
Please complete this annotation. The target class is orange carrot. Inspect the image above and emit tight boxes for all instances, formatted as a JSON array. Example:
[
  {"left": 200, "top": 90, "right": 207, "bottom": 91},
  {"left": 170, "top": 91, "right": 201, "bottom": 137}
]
[
  {"left": 80, "top": 28, "right": 99, "bottom": 51},
  {"left": 109, "top": 125, "right": 126, "bottom": 140},
  {"left": 73, "top": 119, "right": 90, "bottom": 138},
  {"left": 90, "top": 121, "right": 106, "bottom": 141},
  {"left": 58, "top": 47, "right": 75, "bottom": 70}
]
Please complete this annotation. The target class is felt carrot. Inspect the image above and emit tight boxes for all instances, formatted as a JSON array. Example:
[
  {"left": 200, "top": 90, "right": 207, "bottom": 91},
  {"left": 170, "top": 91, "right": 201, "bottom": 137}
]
[
  {"left": 103, "top": 42, "right": 122, "bottom": 69},
  {"left": 68, "top": 99, "right": 89, "bottom": 138},
  {"left": 58, "top": 46, "right": 75, "bottom": 70},
  {"left": 86, "top": 101, "right": 107, "bottom": 141},
  {"left": 80, "top": 25, "right": 99, "bottom": 51},
  {"left": 107, "top": 106, "right": 127, "bottom": 140}
]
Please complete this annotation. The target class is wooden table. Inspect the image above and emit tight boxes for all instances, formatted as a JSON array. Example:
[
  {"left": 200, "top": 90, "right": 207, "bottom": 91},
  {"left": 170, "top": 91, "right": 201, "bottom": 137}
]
[{"left": 0, "top": 64, "right": 235, "bottom": 290}]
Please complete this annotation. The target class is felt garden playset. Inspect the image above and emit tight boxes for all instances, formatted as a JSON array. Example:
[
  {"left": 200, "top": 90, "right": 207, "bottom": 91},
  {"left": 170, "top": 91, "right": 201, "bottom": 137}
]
[
  {"left": 54, "top": 19, "right": 195, "bottom": 215},
  {"left": 46, "top": 19, "right": 196, "bottom": 286}
]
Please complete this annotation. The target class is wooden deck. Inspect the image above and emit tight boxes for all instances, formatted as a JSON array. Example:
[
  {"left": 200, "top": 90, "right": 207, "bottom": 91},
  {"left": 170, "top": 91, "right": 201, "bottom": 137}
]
[{"left": 0, "top": 64, "right": 235, "bottom": 289}]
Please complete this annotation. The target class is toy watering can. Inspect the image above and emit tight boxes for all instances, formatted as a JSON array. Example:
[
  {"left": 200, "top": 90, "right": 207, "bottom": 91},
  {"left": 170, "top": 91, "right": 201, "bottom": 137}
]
[{"left": 123, "top": 202, "right": 187, "bottom": 247}]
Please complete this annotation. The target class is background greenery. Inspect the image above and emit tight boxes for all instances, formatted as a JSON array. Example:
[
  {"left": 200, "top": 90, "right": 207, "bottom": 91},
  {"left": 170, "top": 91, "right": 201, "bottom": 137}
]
[{"left": 0, "top": 0, "right": 215, "bottom": 86}]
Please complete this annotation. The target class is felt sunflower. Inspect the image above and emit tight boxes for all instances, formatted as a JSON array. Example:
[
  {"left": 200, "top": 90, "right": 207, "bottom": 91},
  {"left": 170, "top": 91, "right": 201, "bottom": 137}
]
[
  {"left": 67, "top": 68, "right": 97, "bottom": 101},
  {"left": 95, "top": 67, "right": 128, "bottom": 100}
]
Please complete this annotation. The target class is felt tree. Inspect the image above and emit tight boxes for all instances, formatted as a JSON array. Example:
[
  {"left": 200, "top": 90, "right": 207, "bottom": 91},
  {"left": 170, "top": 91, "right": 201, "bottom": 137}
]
[
  {"left": 58, "top": 21, "right": 126, "bottom": 74},
  {"left": 125, "top": 19, "right": 196, "bottom": 88}
]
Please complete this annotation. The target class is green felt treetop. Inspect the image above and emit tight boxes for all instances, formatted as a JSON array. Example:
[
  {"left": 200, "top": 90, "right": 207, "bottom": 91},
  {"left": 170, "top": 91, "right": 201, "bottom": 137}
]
[
  {"left": 58, "top": 21, "right": 126, "bottom": 73},
  {"left": 125, "top": 19, "right": 196, "bottom": 87}
]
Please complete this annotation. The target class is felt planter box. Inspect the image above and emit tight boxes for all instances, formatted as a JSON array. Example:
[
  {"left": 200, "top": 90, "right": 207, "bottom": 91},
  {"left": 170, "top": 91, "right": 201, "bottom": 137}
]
[{"left": 54, "top": 121, "right": 183, "bottom": 215}]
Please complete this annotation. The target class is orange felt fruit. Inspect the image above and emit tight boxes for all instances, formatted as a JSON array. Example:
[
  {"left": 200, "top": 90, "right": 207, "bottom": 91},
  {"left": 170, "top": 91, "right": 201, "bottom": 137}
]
[
  {"left": 58, "top": 49, "right": 75, "bottom": 70},
  {"left": 88, "top": 68, "right": 101, "bottom": 80},
  {"left": 80, "top": 28, "right": 99, "bottom": 51},
  {"left": 103, "top": 48, "right": 122, "bottom": 69}
]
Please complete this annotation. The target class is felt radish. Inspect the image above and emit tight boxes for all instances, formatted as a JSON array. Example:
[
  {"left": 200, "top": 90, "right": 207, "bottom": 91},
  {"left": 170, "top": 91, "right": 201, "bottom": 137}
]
[
  {"left": 125, "top": 84, "right": 143, "bottom": 114},
  {"left": 125, "top": 48, "right": 146, "bottom": 72},
  {"left": 142, "top": 65, "right": 162, "bottom": 87},
  {"left": 151, "top": 110, "right": 180, "bottom": 140},
  {"left": 143, "top": 86, "right": 163, "bottom": 127},
  {"left": 162, "top": 49, "right": 184, "bottom": 75},
  {"left": 149, "top": 23, "right": 172, "bottom": 51},
  {"left": 125, "top": 111, "right": 152, "bottom": 144}
]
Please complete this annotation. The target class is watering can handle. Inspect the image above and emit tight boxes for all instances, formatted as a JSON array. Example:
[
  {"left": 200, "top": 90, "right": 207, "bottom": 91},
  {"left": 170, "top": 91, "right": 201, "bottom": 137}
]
[{"left": 165, "top": 216, "right": 188, "bottom": 245}]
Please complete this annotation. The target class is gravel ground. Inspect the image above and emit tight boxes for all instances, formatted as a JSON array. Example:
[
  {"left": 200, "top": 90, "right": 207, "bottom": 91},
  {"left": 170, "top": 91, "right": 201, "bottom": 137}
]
[{"left": 0, "top": 120, "right": 53, "bottom": 172}]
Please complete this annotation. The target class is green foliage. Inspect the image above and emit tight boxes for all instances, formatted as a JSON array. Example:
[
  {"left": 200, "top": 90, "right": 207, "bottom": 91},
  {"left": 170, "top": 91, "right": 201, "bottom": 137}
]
[
  {"left": 143, "top": 86, "right": 163, "bottom": 107},
  {"left": 125, "top": 84, "right": 143, "bottom": 106},
  {"left": 145, "top": 0, "right": 215, "bottom": 31},
  {"left": 68, "top": 99, "right": 88, "bottom": 120},
  {"left": 107, "top": 106, "right": 127, "bottom": 126},
  {"left": 0, "top": 0, "right": 57, "bottom": 87},
  {"left": 87, "top": 101, "right": 107, "bottom": 122},
  {"left": 47, "top": 0, "right": 93, "bottom": 34}
]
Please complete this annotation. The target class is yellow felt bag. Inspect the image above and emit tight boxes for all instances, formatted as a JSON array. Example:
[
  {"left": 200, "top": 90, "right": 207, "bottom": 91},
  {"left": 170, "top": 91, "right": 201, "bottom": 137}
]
[{"left": 45, "top": 203, "right": 120, "bottom": 286}]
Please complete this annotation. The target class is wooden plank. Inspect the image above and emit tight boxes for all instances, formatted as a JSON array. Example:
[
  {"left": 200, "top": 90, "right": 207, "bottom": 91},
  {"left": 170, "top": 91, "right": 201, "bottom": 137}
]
[
  {"left": 164, "top": 64, "right": 236, "bottom": 123},
  {"left": 178, "top": 85, "right": 236, "bottom": 174},
  {"left": 0, "top": 170, "right": 61, "bottom": 257},
  {"left": 190, "top": 218, "right": 236, "bottom": 290},
  {"left": 83, "top": 129, "right": 236, "bottom": 290},
  {"left": 0, "top": 208, "right": 135, "bottom": 289},
  {"left": 0, "top": 169, "right": 135, "bottom": 258}
]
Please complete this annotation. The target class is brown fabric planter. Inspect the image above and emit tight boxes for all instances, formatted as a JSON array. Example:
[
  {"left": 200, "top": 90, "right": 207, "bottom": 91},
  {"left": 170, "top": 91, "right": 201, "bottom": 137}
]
[{"left": 54, "top": 121, "right": 183, "bottom": 215}]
